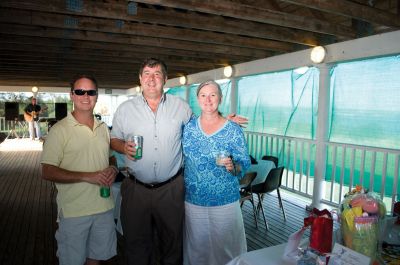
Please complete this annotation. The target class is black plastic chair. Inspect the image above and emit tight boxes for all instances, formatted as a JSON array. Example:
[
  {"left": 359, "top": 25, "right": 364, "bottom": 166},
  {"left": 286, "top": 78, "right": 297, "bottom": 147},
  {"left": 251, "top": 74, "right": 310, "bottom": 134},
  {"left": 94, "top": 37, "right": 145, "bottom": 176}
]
[
  {"left": 259, "top": 155, "right": 279, "bottom": 210},
  {"left": 249, "top": 155, "right": 258, "bottom": 165},
  {"left": 239, "top": 171, "right": 258, "bottom": 228},
  {"left": 261, "top": 155, "right": 278, "bottom": 167},
  {"left": 251, "top": 167, "right": 286, "bottom": 230}
]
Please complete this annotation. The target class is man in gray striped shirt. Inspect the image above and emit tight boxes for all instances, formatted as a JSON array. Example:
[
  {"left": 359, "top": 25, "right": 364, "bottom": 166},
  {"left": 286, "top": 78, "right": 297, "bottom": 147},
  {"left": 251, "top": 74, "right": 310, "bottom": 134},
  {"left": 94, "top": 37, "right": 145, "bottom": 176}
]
[
  {"left": 111, "top": 58, "right": 190, "bottom": 265},
  {"left": 111, "top": 58, "right": 247, "bottom": 265}
]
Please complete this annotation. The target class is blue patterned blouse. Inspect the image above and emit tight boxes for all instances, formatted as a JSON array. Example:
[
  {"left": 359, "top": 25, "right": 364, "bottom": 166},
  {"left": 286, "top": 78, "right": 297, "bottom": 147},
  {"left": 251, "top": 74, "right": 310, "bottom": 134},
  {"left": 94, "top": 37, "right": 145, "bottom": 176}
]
[{"left": 183, "top": 117, "right": 250, "bottom": 207}]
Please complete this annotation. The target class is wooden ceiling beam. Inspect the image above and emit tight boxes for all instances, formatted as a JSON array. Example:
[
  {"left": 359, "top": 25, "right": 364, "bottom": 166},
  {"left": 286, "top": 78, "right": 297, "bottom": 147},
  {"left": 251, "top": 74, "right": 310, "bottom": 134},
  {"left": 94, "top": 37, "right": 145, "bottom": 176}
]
[
  {"left": 136, "top": 5, "right": 328, "bottom": 45},
  {"left": 230, "top": 0, "right": 283, "bottom": 11},
  {"left": 0, "top": 0, "right": 328, "bottom": 46},
  {"left": 3, "top": 62, "right": 208, "bottom": 77},
  {"left": 0, "top": 81, "right": 130, "bottom": 89},
  {"left": 134, "top": 0, "right": 357, "bottom": 37},
  {"left": 0, "top": 49, "right": 219, "bottom": 70},
  {"left": 0, "top": 57, "right": 210, "bottom": 74},
  {"left": 0, "top": 65, "right": 207, "bottom": 79},
  {"left": 280, "top": 0, "right": 400, "bottom": 28},
  {"left": 0, "top": 23, "right": 273, "bottom": 58},
  {"left": 0, "top": 7, "right": 294, "bottom": 53},
  {"left": 135, "top": 6, "right": 326, "bottom": 45},
  {"left": 0, "top": 68, "right": 197, "bottom": 88},
  {"left": 0, "top": 70, "right": 188, "bottom": 80},
  {"left": 0, "top": 0, "right": 396, "bottom": 90},
  {"left": 135, "top": 5, "right": 324, "bottom": 46},
  {"left": 0, "top": 64, "right": 203, "bottom": 89},
  {"left": 0, "top": 42, "right": 242, "bottom": 67},
  {"left": 0, "top": 34, "right": 253, "bottom": 63},
  {"left": 0, "top": 77, "right": 132, "bottom": 89}
]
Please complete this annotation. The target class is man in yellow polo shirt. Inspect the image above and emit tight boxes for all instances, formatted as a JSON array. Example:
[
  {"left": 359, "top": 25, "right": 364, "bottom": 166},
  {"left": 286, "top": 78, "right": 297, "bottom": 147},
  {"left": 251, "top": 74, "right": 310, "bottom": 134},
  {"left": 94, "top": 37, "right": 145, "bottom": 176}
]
[{"left": 41, "top": 74, "right": 118, "bottom": 265}]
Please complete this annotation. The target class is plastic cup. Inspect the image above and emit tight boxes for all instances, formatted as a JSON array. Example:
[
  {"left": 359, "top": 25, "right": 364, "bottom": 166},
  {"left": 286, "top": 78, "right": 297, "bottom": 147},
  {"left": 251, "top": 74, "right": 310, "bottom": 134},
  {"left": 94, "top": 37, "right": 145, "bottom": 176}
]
[{"left": 216, "top": 151, "right": 230, "bottom": 166}]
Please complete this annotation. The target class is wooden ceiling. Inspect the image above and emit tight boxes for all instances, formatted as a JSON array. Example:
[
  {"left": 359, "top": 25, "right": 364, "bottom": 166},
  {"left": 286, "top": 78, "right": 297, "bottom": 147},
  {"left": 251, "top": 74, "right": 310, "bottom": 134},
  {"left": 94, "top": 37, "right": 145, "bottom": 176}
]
[{"left": 0, "top": 0, "right": 399, "bottom": 89}]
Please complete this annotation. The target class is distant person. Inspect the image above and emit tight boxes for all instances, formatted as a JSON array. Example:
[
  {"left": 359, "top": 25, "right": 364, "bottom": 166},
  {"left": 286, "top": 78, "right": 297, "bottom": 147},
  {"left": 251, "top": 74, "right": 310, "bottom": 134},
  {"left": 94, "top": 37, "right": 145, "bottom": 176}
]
[
  {"left": 41, "top": 74, "right": 118, "bottom": 265},
  {"left": 24, "top": 97, "right": 42, "bottom": 140},
  {"left": 182, "top": 80, "right": 250, "bottom": 265}
]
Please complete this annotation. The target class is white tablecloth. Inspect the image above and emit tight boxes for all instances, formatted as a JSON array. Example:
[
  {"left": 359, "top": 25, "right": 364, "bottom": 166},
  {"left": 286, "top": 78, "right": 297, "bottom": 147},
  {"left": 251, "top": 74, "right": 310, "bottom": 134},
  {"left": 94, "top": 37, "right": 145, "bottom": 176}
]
[
  {"left": 248, "top": 160, "right": 275, "bottom": 185},
  {"left": 111, "top": 182, "right": 123, "bottom": 234},
  {"left": 226, "top": 243, "right": 296, "bottom": 265}
]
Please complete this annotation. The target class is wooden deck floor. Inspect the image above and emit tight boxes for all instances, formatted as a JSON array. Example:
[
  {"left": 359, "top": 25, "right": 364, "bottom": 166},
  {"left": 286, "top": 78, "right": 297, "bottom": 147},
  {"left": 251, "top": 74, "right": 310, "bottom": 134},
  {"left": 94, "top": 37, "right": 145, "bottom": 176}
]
[{"left": 0, "top": 139, "right": 313, "bottom": 265}]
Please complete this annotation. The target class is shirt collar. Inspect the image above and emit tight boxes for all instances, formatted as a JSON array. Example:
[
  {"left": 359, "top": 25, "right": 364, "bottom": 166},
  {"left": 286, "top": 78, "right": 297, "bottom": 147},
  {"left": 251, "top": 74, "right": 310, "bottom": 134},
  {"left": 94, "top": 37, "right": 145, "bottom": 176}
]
[
  {"left": 67, "top": 112, "right": 104, "bottom": 130},
  {"left": 139, "top": 92, "right": 166, "bottom": 105}
]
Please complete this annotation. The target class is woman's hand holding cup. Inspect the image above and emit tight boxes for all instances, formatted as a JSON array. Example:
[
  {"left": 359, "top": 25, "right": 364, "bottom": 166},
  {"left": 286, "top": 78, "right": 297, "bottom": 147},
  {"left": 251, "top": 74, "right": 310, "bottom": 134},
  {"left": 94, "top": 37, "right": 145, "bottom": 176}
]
[{"left": 216, "top": 151, "right": 234, "bottom": 172}]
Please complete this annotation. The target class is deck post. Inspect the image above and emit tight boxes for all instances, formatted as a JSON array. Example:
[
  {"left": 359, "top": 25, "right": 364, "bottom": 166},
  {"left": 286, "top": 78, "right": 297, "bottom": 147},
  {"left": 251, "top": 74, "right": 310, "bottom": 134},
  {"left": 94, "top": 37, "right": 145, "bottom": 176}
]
[
  {"left": 230, "top": 77, "right": 238, "bottom": 114},
  {"left": 184, "top": 84, "right": 190, "bottom": 102},
  {"left": 310, "top": 63, "right": 333, "bottom": 209}
]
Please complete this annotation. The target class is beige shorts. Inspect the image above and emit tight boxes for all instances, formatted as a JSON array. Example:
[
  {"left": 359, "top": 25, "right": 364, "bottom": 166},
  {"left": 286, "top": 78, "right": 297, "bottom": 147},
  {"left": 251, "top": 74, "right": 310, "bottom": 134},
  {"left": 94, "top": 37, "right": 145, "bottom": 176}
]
[{"left": 55, "top": 209, "right": 116, "bottom": 264}]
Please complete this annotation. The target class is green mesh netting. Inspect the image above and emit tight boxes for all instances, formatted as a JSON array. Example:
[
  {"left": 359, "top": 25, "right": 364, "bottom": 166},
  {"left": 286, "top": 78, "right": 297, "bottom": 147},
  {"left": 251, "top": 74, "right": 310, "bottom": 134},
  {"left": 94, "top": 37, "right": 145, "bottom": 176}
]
[
  {"left": 237, "top": 67, "right": 319, "bottom": 139},
  {"left": 329, "top": 56, "right": 400, "bottom": 149},
  {"left": 165, "top": 85, "right": 187, "bottom": 100},
  {"left": 237, "top": 67, "right": 319, "bottom": 180},
  {"left": 327, "top": 55, "right": 400, "bottom": 196}
]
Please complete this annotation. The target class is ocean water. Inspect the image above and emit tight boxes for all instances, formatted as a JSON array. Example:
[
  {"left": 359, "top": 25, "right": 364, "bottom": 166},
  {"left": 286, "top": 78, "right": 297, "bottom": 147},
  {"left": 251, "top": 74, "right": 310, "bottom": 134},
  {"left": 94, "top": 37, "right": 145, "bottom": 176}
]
[{"left": 330, "top": 109, "right": 400, "bottom": 150}]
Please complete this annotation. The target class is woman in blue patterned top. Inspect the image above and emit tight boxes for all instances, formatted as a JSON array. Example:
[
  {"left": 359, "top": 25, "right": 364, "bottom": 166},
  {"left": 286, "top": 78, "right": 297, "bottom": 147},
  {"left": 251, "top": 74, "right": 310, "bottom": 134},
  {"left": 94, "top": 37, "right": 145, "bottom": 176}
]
[{"left": 182, "top": 80, "right": 251, "bottom": 265}]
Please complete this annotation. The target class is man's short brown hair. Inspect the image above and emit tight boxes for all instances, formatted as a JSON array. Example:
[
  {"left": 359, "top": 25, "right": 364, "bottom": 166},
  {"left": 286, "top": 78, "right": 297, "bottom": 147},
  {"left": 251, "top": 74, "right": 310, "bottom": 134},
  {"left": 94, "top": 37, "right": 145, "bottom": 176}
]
[
  {"left": 139, "top": 58, "right": 168, "bottom": 78},
  {"left": 70, "top": 74, "right": 98, "bottom": 91}
]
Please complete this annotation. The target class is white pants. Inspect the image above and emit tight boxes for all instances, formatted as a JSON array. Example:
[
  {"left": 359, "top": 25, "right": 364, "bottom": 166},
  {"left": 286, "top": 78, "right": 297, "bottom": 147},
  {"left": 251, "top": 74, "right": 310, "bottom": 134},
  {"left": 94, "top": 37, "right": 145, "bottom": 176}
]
[
  {"left": 28, "top": 120, "right": 41, "bottom": 139},
  {"left": 184, "top": 201, "right": 247, "bottom": 265}
]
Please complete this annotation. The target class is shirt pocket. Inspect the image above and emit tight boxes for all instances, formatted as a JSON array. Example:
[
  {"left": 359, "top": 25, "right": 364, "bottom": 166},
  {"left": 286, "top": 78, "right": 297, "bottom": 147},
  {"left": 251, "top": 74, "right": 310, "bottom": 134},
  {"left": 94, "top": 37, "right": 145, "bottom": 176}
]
[{"left": 161, "top": 118, "right": 183, "bottom": 142}]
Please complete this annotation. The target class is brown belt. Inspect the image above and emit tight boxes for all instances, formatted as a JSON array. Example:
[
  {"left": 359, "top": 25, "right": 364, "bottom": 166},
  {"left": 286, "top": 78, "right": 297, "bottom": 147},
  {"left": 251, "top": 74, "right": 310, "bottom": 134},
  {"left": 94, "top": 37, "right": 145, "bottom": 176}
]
[{"left": 128, "top": 168, "right": 183, "bottom": 189}]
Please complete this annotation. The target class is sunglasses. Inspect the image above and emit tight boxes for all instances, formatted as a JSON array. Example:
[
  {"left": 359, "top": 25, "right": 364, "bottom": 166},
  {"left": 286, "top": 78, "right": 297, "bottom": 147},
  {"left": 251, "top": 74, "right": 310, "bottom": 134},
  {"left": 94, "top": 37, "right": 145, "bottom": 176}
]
[{"left": 72, "top": 89, "right": 98, "bottom": 96}]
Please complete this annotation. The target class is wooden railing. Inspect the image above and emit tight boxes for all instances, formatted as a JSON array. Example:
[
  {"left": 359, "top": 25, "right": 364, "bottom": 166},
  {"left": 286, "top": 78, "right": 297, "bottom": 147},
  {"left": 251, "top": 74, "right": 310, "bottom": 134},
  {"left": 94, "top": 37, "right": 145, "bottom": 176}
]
[
  {"left": 0, "top": 117, "right": 40, "bottom": 138},
  {"left": 324, "top": 142, "right": 400, "bottom": 211},
  {"left": 0, "top": 117, "right": 9, "bottom": 132},
  {"left": 244, "top": 131, "right": 400, "bottom": 213}
]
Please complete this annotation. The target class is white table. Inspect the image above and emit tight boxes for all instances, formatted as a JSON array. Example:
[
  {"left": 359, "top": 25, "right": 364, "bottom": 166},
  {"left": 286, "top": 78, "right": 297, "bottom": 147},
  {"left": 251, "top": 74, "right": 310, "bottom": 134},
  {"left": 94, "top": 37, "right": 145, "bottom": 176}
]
[
  {"left": 247, "top": 160, "right": 275, "bottom": 186},
  {"left": 226, "top": 243, "right": 296, "bottom": 265}
]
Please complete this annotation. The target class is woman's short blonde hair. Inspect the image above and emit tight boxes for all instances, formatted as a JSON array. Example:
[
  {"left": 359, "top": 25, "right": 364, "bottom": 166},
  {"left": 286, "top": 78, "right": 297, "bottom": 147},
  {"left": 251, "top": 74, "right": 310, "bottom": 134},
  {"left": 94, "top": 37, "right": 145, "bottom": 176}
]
[{"left": 196, "top": 80, "right": 222, "bottom": 98}]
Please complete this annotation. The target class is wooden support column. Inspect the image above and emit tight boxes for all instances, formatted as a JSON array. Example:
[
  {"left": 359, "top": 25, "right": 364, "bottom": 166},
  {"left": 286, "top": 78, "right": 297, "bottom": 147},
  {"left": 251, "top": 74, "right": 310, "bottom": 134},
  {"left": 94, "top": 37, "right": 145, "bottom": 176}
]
[
  {"left": 184, "top": 84, "right": 190, "bottom": 102},
  {"left": 230, "top": 77, "right": 238, "bottom": 114},
  {"left": 310, "top": 63, "right": 333, "bottom": 209}
]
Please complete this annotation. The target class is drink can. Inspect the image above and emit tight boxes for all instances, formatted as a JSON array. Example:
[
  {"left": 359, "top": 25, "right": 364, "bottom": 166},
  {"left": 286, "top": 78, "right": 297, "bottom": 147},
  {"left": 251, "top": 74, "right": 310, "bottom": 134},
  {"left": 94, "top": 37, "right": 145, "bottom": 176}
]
[
  {"left": 100, "top": 186, "right": 110, "bottom": 198},
  {"left": 133, "top": 135, "right": 143, "bottom": 159}
]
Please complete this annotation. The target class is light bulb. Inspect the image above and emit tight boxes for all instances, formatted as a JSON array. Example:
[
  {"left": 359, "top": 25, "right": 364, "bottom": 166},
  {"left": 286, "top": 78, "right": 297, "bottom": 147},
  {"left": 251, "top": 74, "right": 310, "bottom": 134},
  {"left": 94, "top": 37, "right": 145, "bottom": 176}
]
[
  {"left": 310, "top": 46, "right": 326, "bottom": 64},
  {"left": 223, "top": 66, "right": 233, "bottom": 78},
  {"left": 179, "top": 76, "right": 187, "bottom": 85}
]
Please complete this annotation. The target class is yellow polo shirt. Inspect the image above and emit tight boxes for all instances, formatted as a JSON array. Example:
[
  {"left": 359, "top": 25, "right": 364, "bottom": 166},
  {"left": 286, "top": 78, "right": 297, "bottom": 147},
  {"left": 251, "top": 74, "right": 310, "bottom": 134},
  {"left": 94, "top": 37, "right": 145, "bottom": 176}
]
[{"left": 41, "top": 113, "right": 114, "bottom": 218}]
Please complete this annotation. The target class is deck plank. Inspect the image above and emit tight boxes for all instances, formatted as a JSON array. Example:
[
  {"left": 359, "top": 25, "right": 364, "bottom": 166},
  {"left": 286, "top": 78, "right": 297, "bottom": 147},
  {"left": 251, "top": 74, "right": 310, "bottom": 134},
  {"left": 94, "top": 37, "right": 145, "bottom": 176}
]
[{"left": 0, "top": 139, "right": 319, "bottom": 265}]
